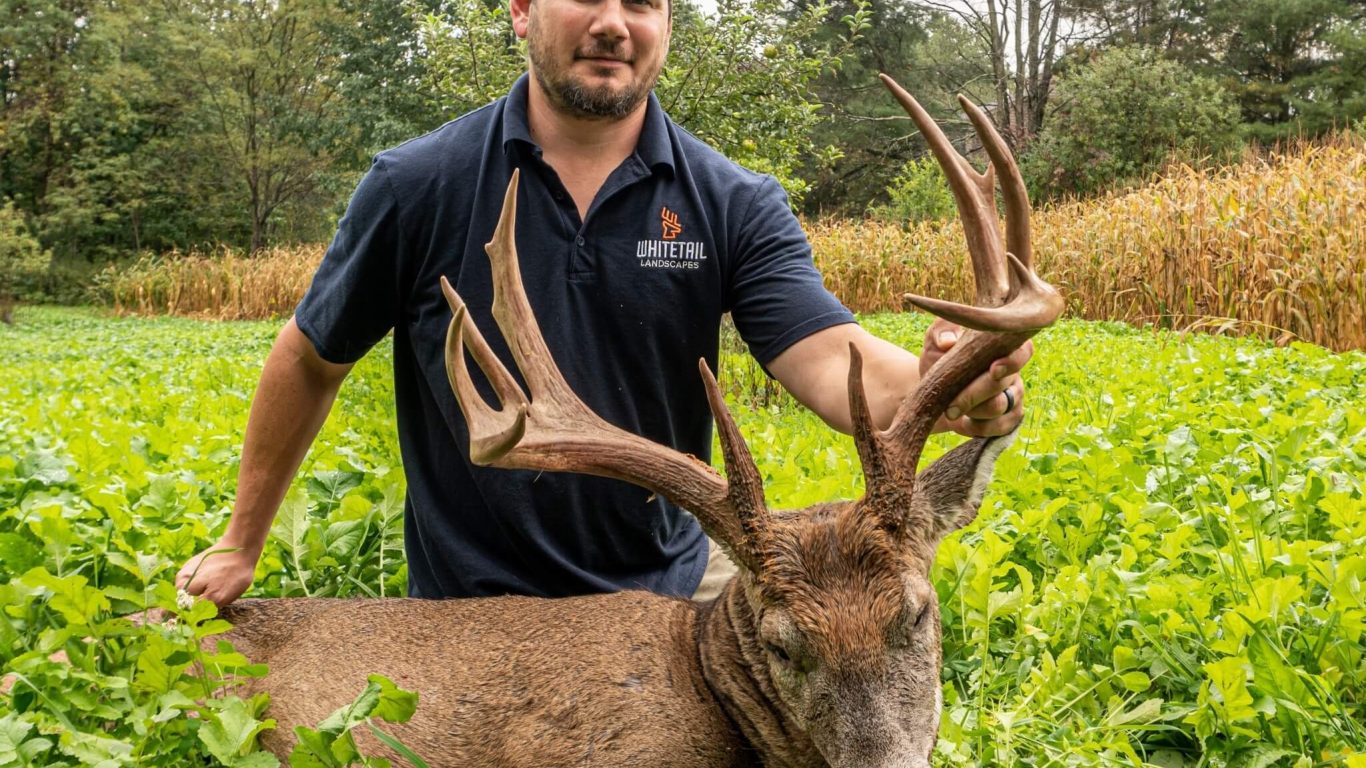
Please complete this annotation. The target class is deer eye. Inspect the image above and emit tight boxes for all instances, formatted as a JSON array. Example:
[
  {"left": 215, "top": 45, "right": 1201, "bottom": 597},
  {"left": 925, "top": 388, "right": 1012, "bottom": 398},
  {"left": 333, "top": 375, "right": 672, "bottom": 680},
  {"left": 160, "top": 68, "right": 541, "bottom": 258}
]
[
  {"left": 914, "top": 603, "right": 931, "bottom": 628},
  {"left": 765, "top": 642, "right": 793, "bottom": 665}
]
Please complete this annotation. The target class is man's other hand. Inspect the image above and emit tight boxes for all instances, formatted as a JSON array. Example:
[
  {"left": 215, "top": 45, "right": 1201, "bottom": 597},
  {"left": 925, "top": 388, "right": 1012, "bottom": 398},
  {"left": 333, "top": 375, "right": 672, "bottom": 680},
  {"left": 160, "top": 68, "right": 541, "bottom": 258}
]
[
  {"left": 921, "top": 318, "right": 1033, "bottom": 437},
  {"left": 175, "top": 540, "right": 261, "bottom": 607}
]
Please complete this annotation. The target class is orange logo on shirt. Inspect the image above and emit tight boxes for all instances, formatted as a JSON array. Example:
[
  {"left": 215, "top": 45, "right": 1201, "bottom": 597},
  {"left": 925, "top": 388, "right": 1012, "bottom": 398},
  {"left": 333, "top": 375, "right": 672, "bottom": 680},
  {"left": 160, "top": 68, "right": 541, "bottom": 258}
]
[{"left": 661, "top": 207, "right": 682, "bottom": 240}]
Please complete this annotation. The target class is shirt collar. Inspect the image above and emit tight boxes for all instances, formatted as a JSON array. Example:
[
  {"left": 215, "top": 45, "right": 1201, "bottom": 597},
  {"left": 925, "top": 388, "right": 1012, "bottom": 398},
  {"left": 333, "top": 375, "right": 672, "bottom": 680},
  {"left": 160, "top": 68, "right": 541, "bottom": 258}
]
[{"left": 501, "top": 73, "right": 675, "bottom": 176}]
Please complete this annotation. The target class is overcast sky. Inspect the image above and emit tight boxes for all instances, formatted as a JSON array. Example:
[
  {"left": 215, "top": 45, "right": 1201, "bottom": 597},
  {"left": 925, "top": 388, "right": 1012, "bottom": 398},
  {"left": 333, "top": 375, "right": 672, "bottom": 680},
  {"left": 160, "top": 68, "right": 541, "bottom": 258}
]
[{"left": 689, "top": 0, "right": 719, "bottom": 16}]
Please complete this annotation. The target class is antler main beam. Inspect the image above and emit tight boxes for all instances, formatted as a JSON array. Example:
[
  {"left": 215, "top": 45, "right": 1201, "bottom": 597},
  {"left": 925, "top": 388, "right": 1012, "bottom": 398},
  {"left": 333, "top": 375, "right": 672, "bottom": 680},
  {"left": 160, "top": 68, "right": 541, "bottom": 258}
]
[
  {"left": 442, "top": 171, "right": 770, "bottom": 572},
  {"left": 858, "top": 76, "right": 1065, "bottom": 534}
]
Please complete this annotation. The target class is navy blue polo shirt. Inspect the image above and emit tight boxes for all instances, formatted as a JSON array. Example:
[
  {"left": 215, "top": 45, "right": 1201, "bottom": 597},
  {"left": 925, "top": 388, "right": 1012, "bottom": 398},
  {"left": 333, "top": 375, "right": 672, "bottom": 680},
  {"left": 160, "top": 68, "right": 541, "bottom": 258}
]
[{"left": 295, "top": 75, "right": 854, "bottom": 599}]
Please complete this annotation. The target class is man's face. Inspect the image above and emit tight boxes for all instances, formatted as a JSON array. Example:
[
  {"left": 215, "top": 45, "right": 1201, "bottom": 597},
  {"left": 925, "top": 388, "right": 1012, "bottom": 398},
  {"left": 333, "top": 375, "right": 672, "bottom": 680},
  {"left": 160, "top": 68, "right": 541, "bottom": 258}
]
[{"left": 517, "top": 0, "right": 671, "bottom": 120}]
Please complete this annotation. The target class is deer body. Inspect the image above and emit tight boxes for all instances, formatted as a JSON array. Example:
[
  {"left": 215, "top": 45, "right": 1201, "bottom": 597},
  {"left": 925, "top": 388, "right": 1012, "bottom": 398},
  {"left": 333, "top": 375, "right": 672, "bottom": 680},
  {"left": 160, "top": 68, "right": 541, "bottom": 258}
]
[
  {"left": 213, "top": 78, "right": 1064, "bottom": 768},
  {"left": 223, "top": 592, "right": 755, "bottom": 766},
  {"left": 222, "top": 438, "right": 1007, "bottom": 768}
]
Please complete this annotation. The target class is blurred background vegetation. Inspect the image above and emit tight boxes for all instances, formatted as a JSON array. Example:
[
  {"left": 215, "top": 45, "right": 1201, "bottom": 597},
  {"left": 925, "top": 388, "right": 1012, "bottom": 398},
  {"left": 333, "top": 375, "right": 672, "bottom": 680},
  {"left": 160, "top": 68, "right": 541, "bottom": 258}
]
[{"left": 1, "top": 0, "right": 1363, "bottom": 342}]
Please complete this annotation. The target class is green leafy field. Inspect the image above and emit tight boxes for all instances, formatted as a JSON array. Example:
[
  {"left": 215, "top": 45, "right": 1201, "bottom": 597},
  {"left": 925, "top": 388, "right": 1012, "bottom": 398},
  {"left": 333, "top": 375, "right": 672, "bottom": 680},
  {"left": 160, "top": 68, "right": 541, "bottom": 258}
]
[{"left": 1, "top": 306, "right": 1363, "bottom": 767}]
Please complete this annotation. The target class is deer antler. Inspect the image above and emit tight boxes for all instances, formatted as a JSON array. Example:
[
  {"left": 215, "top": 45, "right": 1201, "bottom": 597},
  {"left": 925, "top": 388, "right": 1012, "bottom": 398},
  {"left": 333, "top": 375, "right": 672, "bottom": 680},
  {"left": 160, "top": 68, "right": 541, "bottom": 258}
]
[
  {"left": 442, "top": 170, "right": 770, "bottom": 572},
  {"left": 857, "top": 75, "right": 1065, "bottom": 535}
]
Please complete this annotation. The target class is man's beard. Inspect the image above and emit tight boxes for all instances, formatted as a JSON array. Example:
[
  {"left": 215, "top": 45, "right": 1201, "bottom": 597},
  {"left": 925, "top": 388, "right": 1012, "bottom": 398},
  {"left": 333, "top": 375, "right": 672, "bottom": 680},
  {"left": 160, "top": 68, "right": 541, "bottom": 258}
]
[{"left": 527, "top": 23, "right": 660, "bottom": 119}]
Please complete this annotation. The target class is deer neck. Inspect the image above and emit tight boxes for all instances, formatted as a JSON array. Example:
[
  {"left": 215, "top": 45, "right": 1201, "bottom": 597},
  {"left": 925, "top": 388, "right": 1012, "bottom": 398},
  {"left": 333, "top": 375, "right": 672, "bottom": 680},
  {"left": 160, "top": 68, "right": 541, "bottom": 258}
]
[{"left": 697, "top": 577, "right": 826, "bottom": 768}]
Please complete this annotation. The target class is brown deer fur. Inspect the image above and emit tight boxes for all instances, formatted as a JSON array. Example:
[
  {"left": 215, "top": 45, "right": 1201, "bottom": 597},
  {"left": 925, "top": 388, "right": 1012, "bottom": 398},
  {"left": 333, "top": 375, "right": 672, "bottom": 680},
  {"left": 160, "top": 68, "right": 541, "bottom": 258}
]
[{"left": 214, "top": 77, "right": 1063, "bottom": 768}]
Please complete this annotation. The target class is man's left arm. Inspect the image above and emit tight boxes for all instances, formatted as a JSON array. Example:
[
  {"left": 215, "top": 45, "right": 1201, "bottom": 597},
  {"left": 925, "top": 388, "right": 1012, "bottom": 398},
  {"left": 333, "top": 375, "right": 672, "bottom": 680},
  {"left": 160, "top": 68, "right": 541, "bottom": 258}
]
[{"left": 766, "top": 320, "right": 1032, "bottom": 438}]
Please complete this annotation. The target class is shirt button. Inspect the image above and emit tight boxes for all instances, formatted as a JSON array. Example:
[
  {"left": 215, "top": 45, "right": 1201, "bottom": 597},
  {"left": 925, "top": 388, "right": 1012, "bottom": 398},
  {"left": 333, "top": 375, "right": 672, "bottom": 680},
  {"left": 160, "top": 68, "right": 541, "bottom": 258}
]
[{"left": 575, "top": 236, "right": 585, "bottom": 246}]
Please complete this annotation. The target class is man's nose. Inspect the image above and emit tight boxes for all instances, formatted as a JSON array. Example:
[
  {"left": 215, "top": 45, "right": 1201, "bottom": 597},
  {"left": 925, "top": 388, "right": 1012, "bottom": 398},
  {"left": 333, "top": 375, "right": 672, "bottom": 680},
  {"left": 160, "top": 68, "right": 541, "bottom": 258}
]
[{"left": 588, "top": 0, "right": 629, "bottom": 40}]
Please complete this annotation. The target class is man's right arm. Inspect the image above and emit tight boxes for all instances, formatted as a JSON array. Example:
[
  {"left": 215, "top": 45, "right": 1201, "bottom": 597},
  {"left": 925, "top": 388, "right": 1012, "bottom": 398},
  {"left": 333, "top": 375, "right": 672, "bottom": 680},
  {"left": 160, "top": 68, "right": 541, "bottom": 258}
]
[{"left": 176, "top": 317, "right": 354, "bottom": 606}]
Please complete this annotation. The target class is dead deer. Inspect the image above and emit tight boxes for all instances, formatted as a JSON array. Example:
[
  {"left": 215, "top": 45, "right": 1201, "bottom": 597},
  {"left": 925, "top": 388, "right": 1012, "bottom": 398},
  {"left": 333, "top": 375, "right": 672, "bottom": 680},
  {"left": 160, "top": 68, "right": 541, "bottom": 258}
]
[{"left": 216, "top": 76, "right": 1064, "bottom": 767}]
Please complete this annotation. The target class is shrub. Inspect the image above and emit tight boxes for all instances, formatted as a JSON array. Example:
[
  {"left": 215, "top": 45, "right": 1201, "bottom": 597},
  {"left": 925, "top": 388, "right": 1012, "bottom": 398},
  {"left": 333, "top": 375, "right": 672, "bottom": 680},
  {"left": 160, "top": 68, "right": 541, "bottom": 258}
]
[
  {"left": 1023, "top": 46, "right": 1242, "bottom": 200},
  {"left": 0, "top": 201, "right": 53, "bottom": 322},
  {"left": 870, "top": 155, "right": 957, "bottom": 224}
]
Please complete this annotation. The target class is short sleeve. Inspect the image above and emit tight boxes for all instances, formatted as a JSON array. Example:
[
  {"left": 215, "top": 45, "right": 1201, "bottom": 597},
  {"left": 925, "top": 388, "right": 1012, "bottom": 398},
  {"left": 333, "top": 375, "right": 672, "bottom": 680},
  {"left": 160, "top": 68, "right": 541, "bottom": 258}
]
[
  {"left": 727, "top": 177, "right": 855, "bottom": 365},
  {"left": 294, "top": 157, "right": 404, "bottom": 364}
]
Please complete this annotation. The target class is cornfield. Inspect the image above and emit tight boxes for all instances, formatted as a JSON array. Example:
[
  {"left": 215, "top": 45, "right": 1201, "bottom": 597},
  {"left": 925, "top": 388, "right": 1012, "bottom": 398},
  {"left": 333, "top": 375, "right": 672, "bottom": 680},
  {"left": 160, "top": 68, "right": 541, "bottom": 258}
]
[
  {"left": 812, "top": 132, "right": 1366, "bottom": 351},
  {"left": 105, "top": 245, "right": 324, "bottom": 320},
  {"left": 106, "top": 133, "right": 1366, "bottom": 351}
]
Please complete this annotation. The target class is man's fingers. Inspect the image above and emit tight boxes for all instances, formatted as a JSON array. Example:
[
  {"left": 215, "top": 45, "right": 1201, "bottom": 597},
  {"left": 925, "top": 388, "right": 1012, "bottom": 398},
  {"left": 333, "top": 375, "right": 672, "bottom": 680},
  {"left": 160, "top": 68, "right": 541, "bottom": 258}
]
[
  {"left": 988, "top": 339, "right": 1033, "bottom": 380},
  {"left": 181, "top": 573, "right": 206, "bottom": 595},
  {"left": 946, "top": 411, "right": 1018, "bottom": 437},
  {"left": 951, "top": 373, "right": 1022, "bottom": 420}
]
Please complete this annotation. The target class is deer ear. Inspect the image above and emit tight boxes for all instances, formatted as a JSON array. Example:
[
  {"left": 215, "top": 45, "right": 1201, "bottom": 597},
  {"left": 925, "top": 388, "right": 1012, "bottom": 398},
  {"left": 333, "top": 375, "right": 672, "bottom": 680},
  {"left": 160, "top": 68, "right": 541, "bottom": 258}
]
[{"left": 913, "top": 432, "right": 1016, "bottom": 536}]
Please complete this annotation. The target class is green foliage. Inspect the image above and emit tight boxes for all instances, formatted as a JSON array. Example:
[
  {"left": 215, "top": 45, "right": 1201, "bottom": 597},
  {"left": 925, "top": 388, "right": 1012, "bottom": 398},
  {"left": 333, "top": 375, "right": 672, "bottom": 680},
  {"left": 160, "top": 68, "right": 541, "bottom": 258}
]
[
  {"left": 165, "top": 0, "right": 362, "bottom": 252},
  {"left": 725, "top": 312, "right": 1366, "bottom": 766},
  {"left": 1211, "top": 0, "right": 1362, "bottom": 140},
  {"left": 657, "top": 0, "right": 872, "bottom": 204},
  {"left": 411, "top": 0, "right": 526, "bottom": 118},
  {"left": 326, "top": 0, "right": 443, "bottom": 161},
  {"left": 3, "top": 307, "right": 1366, "bottom": 765},
  {"left": 0, "top": 0, "right": 433, "bottom": 260},
  {"left": 288, "top": 675, "right": 427, "bottom": 768},
  {"left": 1024, "top": 46, "right": 1243, "bottom": 200},
  {"left": 413, "top": 0, "right": 872, "bottom": 204},
  {"left": 0, "top": 202, "right": 51, "bottom": 301},
  {"left": 870, "top": 155, "right": 956, "bottom": 224},
  {"left": 789, "top": 0, "right": 924, "bottom": 213},
  {"left": 0, "top": 308, "right": 405, "bottom": 766},
  {"left": 4, "top": 0, "right": 1366, "bottom": 247},
  {"left": 1072, "top": 0, "right": 1366, "bottom": 142},
  {"left": 801, "top": 8, "right": 991, "bottom": 216}
]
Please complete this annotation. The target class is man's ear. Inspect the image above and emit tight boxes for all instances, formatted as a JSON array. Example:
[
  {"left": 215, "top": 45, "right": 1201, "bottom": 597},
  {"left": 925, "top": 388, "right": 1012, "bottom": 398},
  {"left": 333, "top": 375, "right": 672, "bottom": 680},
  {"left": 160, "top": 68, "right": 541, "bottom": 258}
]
[
  {"left": 913, "top": 432, "right": 1016, "bottom": 537},
  {"left": 510, "top": 0, "right": 531, "bottom": 39}
]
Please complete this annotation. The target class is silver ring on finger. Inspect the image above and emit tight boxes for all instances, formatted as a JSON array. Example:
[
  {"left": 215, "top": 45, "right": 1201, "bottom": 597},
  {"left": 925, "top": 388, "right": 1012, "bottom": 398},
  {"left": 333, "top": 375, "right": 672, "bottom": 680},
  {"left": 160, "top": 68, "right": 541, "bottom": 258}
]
[{"left": 1002, "top": 386, "right": 1016, "bottom": 414}]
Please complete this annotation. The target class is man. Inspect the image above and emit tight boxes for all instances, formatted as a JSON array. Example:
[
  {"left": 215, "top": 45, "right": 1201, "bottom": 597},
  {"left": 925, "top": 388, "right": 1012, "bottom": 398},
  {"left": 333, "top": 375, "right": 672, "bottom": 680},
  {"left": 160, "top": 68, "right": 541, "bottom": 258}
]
[{"left": 177, "top": 0, "right": 1031, "bottom": 606}]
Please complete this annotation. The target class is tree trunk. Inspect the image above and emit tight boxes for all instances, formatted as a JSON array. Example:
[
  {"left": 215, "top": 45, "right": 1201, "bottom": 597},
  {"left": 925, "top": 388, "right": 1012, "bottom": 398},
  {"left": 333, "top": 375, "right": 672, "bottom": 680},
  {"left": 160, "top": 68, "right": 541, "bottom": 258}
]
[{"left": 985, "top": 0, "right": 1013, "bottom": 140}]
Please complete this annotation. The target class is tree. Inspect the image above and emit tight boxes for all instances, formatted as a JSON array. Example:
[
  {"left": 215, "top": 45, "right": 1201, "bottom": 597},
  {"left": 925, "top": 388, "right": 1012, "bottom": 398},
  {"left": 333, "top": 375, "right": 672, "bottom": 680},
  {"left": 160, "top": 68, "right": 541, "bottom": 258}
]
[
  {"left": 791, "top": 1, "right": 1008, "bottom": 215},
  {"left": 412, "top": 0, "right": 871, "bottom": 204},
  {"left": 411, "top": 0, "right": 528, "bottom": 118},
  {"left": 1072, "top": 0, "right": 1366, "bottom": 138},
  {"left": 327, "top": 0, "right": 444, "bottom": 160},
  {"left": 169, "top": 0, "right": 357, "bottom": 252},
  {"left": 34, "top": 1, "right": 201, "bottom": 259},
  {"left": 907, "top": 0, "right": 1092, "bottom": 147},
  {"left": 1067, "top": 0, "right": 1217, "bottom": 60},
  {"left": 1022, "top": 46, "right": 1241, "bottom": 199},
  {"left": 0, "top": 0, "right": 82, "bottom": 225},
  {"left": 0, "top": 1, "right": 230, "bottom": 261},
  {"left": 1213, "top": 0, "right": 1363, "bottom": 138},
  {"left": 1297, "top": 6, "right": 1366, "bottom": 132}
]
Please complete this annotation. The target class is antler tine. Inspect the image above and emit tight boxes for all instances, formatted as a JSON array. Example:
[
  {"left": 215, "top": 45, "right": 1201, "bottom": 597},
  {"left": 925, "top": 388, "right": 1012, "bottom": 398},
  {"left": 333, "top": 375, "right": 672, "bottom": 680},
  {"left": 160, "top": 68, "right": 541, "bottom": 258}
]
[
  {"left": 879, "top": 73, "right": 1010, "bottom": 307},
  {"left": 442, "top": 278, "right": 528, "bottom": 463},
  {"left": 846, "top": 343, "right": 911, "bottom": 535},
  {"left": 957, "top": 94, "right": 1032, "bottom": 270},
  {"left": 442, "top": 171, "right": 769, "bottom": 573},
  {"left": 698, "top": 359, "right": 771, "bottom": 561}
]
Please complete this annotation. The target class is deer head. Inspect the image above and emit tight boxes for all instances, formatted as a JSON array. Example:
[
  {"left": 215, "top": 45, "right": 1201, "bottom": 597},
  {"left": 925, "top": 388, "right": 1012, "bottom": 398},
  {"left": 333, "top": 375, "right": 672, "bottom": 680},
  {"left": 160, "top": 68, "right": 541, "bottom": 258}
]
[{"left": 440, "top": 75, "right": 1063, "bottom": 768}]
